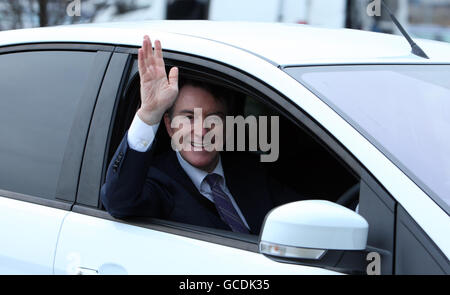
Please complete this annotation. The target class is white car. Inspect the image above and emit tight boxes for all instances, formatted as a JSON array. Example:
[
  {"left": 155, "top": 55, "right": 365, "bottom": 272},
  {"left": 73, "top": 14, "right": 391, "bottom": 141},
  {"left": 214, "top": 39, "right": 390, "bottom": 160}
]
[{"left": 0, "top": 21, "right": 449, "bottom": 275}]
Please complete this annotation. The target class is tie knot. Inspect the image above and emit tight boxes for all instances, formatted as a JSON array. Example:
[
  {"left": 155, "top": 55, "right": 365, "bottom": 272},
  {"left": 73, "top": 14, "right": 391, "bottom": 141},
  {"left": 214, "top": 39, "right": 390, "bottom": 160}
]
[{"left": 205, "top": 173, "right": 222, "bottom": 188}]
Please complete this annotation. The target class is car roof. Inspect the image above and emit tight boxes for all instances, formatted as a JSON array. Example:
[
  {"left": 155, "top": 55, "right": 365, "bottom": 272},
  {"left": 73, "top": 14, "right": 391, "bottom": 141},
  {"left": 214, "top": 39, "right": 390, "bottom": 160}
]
[{"left": 1, "top": 20, "right": 450, "bottom": 66}]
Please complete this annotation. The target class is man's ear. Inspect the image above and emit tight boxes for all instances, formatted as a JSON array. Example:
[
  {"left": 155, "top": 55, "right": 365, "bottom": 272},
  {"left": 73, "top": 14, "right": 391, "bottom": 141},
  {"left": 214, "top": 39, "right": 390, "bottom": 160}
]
[{"left": 164, "top": 113, "right": 174, "bottom": 137}]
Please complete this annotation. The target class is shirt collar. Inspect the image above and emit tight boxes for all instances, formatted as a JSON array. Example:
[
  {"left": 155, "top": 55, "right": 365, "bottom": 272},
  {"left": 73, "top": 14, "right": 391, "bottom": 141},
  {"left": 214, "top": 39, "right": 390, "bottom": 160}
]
[{"left": 175, "top": 151, "right": 225, "bottom": 191}]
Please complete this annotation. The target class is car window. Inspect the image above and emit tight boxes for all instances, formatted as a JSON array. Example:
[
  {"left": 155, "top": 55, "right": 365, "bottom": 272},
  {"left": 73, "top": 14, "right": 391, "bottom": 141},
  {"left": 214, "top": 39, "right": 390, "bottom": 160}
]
[
  {"left": 286, "top": 65, "right": 450, "bottom": 213},
  {"left": 0, "top": 50, "right": 96, "bottom": 200},
  {"left": 103, "top": 61, "right": 359, "bottom": 232},
  {"left": 241, "top": 95, "right": 358, "bottom": 205}
]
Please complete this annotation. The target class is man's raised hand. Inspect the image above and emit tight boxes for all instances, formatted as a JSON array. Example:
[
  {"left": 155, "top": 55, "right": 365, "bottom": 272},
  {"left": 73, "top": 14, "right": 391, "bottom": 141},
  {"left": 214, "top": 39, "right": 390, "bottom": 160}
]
[{"left": 137, "top": 35, "right": 179, "bottom": 125}]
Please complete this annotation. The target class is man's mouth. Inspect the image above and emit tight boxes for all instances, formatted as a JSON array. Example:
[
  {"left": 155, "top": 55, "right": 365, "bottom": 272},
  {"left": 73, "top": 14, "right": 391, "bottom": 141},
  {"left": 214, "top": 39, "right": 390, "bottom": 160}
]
[
  {"left": 191, "top": 141, "right": 207, "bottom": 148},
  {"left": 190, "top": 141, "right": 213, "bottom": 149}
]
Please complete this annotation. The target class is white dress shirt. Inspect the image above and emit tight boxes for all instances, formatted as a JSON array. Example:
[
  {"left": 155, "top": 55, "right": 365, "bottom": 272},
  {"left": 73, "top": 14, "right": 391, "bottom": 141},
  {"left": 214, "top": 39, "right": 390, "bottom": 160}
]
[{"left": 127, "top": 114, "right": 250, "bottom": 229}]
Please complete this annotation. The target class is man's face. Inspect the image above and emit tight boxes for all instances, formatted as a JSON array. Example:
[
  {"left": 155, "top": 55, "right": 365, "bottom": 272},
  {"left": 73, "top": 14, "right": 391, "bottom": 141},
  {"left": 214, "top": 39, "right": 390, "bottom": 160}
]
[{"left": 164, "top": 85, "right": 226, "bottom": 172}]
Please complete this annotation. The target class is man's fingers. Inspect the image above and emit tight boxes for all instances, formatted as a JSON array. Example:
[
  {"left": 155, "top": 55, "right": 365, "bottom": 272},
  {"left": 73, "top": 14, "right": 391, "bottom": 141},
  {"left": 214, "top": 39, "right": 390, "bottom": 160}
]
[
  {"left": 154, "top": 40, "right": 165, "bottom": 68},
  {"left": 141, "top": 38, "right": 150, "bottom": 69},
  {"left": 144, "top": 35, "right": 155, "bottom": 66},
  {"left": 141, "top": 35, "right": 170, "bottom": 81},
  {"left": 154, "top": 40, "right": 163, "bottom": 59},
  {"left": 142, "top": 36, "right": 151, "bottom": 67},
  {"left": 168, "top": 67, "right": 179, "bottom": 88},
  {"left": 142, "top": 36, "right": 149, "bottom": 59},
  {"left": 138, "top": 48, "right": 146, "bottom": 78}
]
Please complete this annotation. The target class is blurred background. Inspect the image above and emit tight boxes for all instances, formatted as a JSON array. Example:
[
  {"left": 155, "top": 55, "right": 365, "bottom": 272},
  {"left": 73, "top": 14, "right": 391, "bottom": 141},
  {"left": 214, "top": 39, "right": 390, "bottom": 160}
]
[{"left": 0, "top": 0, "right": 449, "bottom": 42}]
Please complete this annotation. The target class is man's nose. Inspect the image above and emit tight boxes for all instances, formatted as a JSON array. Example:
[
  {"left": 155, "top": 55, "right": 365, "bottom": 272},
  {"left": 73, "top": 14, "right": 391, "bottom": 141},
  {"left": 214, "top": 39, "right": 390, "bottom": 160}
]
[{"left": 193, "top": 119, "right": 209, "bottom": 137}]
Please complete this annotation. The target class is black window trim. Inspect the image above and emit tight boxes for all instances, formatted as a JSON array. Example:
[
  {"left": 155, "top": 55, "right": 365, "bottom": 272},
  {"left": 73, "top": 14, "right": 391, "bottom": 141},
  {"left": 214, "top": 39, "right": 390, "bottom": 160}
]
[
  {"left": 0, "top": 42, "right": 114, "bottom": 210},
  {"left": 76, "top": 52, "right": 132, "bottom": 207}
]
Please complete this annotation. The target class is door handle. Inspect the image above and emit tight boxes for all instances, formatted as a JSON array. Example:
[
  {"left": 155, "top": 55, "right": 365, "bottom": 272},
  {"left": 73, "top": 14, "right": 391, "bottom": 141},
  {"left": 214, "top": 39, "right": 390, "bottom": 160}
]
[
  {"left": 98, "top": 263, "right": 127, "bottom": 275},
  {"left": 74, "top": 264, "right": 127, "bottom": 275}
]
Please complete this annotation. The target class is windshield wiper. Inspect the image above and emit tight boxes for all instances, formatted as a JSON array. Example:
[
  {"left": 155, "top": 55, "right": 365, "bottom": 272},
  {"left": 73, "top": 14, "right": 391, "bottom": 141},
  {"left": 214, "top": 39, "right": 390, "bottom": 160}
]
[{"left": 381, "top": 0, "right": 429, "bottom": 59}]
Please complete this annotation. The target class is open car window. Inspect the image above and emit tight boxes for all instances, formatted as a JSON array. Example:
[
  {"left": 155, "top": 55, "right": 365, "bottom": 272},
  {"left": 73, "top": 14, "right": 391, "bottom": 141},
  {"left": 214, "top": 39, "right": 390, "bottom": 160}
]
[{"left": 103, "top": 56, "right": 360, "bottom": 233}]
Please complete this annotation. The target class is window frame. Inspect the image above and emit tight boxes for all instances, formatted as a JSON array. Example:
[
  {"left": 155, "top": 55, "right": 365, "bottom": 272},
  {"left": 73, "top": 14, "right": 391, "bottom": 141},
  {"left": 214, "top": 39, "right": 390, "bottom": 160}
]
[{"left": 0, "top": 43, "right": 113, "bottom": 209}]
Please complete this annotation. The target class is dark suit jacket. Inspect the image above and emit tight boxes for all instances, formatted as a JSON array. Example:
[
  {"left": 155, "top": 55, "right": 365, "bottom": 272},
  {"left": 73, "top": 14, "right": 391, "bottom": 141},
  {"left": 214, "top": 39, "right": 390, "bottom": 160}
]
[{"left": 101, "top": 133, "right": 303, "bottom": 235}]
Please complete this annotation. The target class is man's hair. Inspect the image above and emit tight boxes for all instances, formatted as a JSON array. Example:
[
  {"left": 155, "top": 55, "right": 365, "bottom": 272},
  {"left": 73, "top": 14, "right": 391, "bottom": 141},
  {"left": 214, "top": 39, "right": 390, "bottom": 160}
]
[{"left": 166, "top": 77, "right": 232, "bottom": 119}]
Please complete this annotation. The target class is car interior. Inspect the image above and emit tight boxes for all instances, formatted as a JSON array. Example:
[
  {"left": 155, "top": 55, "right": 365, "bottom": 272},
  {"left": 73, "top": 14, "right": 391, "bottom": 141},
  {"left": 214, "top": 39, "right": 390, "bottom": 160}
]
[{"left": 103, "top": 59, "right": 360, "bottom": 232}]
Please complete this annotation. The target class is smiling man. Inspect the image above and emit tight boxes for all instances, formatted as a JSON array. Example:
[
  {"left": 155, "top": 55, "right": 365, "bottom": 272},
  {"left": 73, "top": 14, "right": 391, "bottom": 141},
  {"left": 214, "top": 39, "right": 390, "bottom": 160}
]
[
  {"left": 165, "top": 81, "right": 227, "bottom": 173},
  {"left": 100, "top": 35, "right": 302, "bottom": 234}
]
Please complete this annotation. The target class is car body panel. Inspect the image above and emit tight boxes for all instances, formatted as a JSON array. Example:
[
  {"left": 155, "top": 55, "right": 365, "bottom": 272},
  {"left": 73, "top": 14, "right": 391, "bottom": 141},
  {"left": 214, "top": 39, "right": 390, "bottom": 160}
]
[
  {"left": 53, "top": 212, "right": 341, "bottom": 274},
  {"left": 0, "top": 196, "right": 68, "bottom": 274}
]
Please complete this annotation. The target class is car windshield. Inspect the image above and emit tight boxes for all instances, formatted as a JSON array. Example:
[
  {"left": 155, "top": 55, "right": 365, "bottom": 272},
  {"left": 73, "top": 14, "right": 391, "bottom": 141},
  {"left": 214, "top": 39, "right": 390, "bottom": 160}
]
[{"left": 285, "top": 65, "right": 450, "bottom": 212}]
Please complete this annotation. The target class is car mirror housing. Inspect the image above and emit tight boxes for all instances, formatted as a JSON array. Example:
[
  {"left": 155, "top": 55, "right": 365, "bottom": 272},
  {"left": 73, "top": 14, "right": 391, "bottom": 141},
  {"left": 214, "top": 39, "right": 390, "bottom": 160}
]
[{"left": 259, "top": 200, "right": 369, "bottom": 260}]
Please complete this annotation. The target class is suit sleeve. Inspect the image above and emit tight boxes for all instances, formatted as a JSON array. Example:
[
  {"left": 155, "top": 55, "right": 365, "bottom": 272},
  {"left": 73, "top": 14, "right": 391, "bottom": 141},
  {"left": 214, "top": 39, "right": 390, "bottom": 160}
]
[{"left": 100, "top": 131, "right": 173, "bottom": 219}]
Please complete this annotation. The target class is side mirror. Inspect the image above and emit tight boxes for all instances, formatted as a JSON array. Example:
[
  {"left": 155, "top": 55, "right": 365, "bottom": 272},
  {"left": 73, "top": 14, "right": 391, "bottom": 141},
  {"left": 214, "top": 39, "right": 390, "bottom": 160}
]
[{"left": 259, "top": 200, "right": 368, "bottom": 260}]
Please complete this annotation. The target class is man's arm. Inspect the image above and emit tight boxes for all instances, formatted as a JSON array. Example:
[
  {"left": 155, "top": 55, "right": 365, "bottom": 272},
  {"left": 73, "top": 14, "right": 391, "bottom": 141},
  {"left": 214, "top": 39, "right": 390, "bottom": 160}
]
[
  {"left": 100, "top": 35, "right": 179, "bottom": 218},
  {"left": 101, "top": 131, "right": 168, "bottom": 218}
]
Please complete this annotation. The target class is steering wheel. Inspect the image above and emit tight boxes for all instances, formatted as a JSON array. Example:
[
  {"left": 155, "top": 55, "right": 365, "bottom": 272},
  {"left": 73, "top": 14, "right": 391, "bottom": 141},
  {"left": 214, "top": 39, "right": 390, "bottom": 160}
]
[{"left": 335, "top": 182, "right": 360, "bottom": 209}]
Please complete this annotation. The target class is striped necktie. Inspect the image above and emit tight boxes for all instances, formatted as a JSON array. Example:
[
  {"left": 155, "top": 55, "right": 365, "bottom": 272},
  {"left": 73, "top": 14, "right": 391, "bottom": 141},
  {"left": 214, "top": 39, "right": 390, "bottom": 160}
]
[{"left": 205, "top": 173, "right": 249, "bottom": 234}]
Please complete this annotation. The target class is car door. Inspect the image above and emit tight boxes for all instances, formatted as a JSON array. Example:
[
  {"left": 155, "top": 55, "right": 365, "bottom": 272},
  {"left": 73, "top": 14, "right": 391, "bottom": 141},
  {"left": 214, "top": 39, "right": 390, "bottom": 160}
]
[
  {"left": 0, "top": 45, "right": 111, "bottom": 274},
  {"left": 52, "top": 50, "right": 354, "bottom": 275}
]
